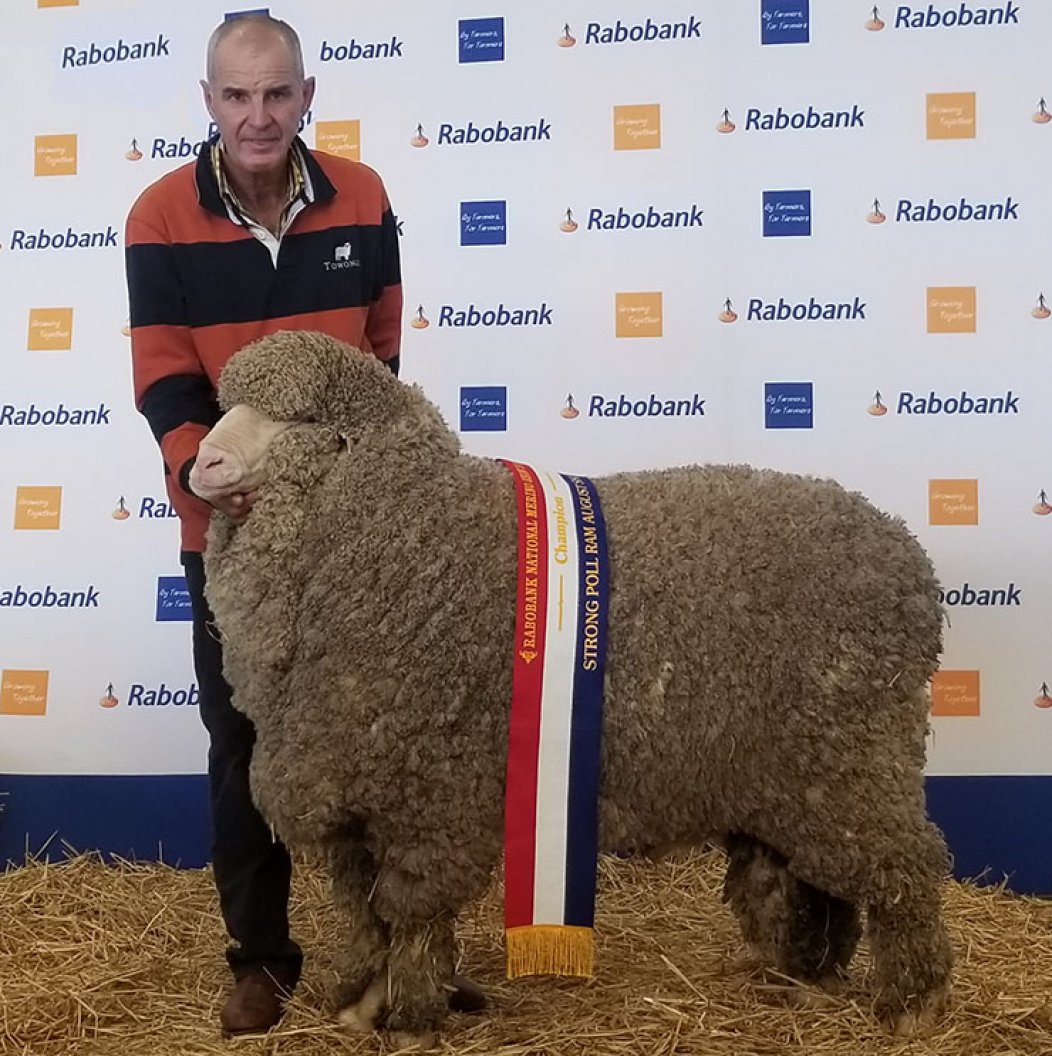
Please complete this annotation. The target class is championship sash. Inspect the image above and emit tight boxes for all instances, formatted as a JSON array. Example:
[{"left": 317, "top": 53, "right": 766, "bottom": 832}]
[{"left": 501, "top": 460, "right": 610, "bottom": 978}]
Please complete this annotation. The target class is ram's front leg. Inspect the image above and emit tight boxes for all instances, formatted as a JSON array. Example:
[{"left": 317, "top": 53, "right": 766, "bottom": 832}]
[
  {"left": 325, "top": 834, "right": 391, "bottom": 1032},
  {"left": 382, "top": 913, "right": 456, "bottom": 1049}
]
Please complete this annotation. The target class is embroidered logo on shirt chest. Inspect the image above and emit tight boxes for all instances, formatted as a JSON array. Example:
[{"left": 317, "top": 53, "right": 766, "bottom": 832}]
[{"left": 325, "top": 241, "right": 361, "bottom": 271}]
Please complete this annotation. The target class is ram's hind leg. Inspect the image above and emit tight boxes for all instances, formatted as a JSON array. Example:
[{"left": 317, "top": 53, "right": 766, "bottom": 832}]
[
  {"left": 864, "top": 820, "right": 954, "bottom": 1035},
  {"left": 723, "top": 833, "right": 861, "bottom": 986}
]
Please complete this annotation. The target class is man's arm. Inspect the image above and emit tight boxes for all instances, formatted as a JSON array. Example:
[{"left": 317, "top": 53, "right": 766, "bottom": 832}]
[
  {"left": 125, "top": 206, "right": 219, "bottom": 519},
  {"left": 365, "top": 185, "right": 403, "bottom": 377}
]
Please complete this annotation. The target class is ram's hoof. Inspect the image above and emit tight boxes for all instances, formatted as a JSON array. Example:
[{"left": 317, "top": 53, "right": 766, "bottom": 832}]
[
  {"left": 882, "top": 988, "right": 948, "bottom": 1038},
  {"left": 389, "top": 1029, "right": 437, "bottom": 1051},
  {"left": 336, "top": 977, "right": 386, "bottom": 1032}
]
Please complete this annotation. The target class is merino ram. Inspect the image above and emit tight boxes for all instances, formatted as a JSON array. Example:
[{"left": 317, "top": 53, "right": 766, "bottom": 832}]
[{"left": 190, "top": 331, "right": 953, "bottom": 1046}]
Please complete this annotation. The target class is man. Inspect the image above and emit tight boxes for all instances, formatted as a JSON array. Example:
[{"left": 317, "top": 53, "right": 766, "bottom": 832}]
[{"left": 125, "top": 14, "right": 481, "bottom": 1036}]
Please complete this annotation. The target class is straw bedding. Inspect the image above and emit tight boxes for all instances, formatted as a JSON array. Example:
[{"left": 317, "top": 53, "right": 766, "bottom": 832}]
[{"left": 2, "top": 848, "right": 1050, "bottom": 1056}]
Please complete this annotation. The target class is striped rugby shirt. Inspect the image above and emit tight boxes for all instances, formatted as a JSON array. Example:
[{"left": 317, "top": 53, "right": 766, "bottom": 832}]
[{"left": 125, "top": 134, "right": 402, "bottom": 552}]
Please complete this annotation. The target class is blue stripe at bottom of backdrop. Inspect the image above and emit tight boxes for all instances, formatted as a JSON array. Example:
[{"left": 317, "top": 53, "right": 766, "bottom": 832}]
[
  {"left": 0, "top": 773, "right": 210, "bottom": 868},
  {"left": 0, "top": 774, "right": 1048, "bottom": 893}
]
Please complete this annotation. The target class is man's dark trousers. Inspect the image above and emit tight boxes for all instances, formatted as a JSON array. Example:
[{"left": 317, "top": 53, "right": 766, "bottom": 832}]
[{"left": 183, "top": 550, "right": 303, "bottom": 984}]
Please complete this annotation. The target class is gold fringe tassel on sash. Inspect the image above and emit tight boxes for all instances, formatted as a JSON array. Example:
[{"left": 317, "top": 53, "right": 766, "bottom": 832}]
[{"left": 506, "top": 924, "right": 595, "bottom": 979}]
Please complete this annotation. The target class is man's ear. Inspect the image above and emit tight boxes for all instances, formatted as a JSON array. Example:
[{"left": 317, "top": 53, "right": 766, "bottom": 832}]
[
  {"left": 201, "top": 79, "right": 215, "bottom": 120},
  {"left": 301, "top": 76, "right": 316, "bottom": 115}
]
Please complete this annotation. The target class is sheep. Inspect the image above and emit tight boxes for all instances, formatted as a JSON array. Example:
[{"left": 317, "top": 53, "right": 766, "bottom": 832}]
[{"left": 191, "top": 330, "right": 954, "bottom": 1047}]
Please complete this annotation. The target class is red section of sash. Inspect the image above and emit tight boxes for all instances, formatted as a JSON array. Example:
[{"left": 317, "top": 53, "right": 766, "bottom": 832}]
[{"left": 503, "top": 461, "right": 549, "bottom": 928}]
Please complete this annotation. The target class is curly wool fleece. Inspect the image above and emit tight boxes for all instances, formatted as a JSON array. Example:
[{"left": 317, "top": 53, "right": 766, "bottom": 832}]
[{"left": 204, "top": 330, "right": 952, "bottom": 1035}]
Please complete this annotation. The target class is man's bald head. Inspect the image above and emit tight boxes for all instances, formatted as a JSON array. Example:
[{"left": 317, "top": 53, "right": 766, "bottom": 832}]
[{"left": 205, "top": 14, "right": 304, "bottom": 84}]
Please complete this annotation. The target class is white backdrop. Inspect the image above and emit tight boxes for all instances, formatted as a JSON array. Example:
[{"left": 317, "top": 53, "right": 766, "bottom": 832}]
[{"left": 2, "top": 0, "right": 1049, "bottom": 883}]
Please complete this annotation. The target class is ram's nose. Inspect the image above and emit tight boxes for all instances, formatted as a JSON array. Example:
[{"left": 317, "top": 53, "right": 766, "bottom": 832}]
[{"left": 191, "top": 445, "right": 243, "bottom": 493}]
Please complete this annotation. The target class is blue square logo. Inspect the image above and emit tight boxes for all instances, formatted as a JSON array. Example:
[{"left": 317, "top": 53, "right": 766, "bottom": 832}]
[
  {"left": 459, "top": 17, "right": 505, "bottom": 62},
  {"left": 761, "top": 1, "right": 809, "bottom": 44},
  {"left": 156, "top": 576, "right": 193, "bottom": 622},
  {"left": 460, "top": 200, "right": 507, "bottom": 246},
  {"left": 763, "top": 189, "right": 812, "bottom": 237},
  {"left": 460, "top": 386, "right": 508, "bottom": 432},
  {"left": 765, "top": 382, "right": 814, "bottom": 429}
]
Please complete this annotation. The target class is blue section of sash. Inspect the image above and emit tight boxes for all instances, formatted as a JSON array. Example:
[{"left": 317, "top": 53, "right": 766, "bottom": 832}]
[{"left": 561, "top": 474, "right": 609, "bottom": 927}]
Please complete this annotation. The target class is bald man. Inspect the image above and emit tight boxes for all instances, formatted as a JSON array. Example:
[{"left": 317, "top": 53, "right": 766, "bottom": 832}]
[{"left": 125, "top": 14, "right": 482, "bottom": 1034}]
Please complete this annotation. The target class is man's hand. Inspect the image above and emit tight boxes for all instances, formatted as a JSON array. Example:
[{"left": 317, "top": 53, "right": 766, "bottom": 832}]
[{"left": 209, "top": 491, "right": 259, "bottom": 525}]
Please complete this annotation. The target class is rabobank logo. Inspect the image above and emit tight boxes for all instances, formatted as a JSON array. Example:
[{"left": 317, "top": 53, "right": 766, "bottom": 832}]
[
  {"left": 1, "top": 670, "right": 49, "bottom": 717},
  {"left": 1, "top": 401, "right": 111, "bottom": 427},
  {"left": 730, "top": 294, "right": 866, "bottom": 322},
  {"left": 763, "top": 190, "right": 812, "bottom": 237},
  {"left": 871, "top": 388, "right": 1019, "bottom": 415},
  {"left": 34, "top": 134, "right": 77, "bottom": 177},
  {"left": 1034, "top": 488, "right": 1051, "bottom": 515},
  {"left": 410, "top": 305, "right": 431, "bottom": 329},
  {"left": 111, "top": 495, "right": 178, "bottom": 520},
  {"left": 437, "top": 301, "right": 553, "bottom": 327},
  {"left": 872, "top": 194, "right": 1019, "bottom": 223},
  {"left": 578, "top": 391, "right": 706, "bottom": 419},
  {"left": 460, "top": 200, "right": 507, "bottom": 246},
  {"left": 459, "top": 17, "right": 504, "bottom": 63},
  {"left": 765, "top": 382, "right": 813, "bottom": 428},
  {"left": 869, "top": 3, "right": 1019, "bottom": 30},
  {"left": 761, "top": 0, "right": 810, "bottom": 44},
  {"left": 60, "top": 32, "right": 170, "bottom": 69},
  {"left": 1033, "top": 293, "right": 1050, "bottom": 319},
  {"left": 14, "top": 487, "right": 62, "bottom": 530},
  {"left": 0, "top": 583, "right": 99, "bottom": 609},
  {"left": 319, "top": 34, "right": 403, "bottom": 61},
  {"left": 412, "top": 117, "right": 551, "bottom": 147},
  {"left": 99, "top": 683, "right": 119, "bottom": 708},
  {"left": 1034, "top": 98, "right": 1050, "bottom": 124},
  {"left": 1034, "top": 683, "right": 1051, "bottom": 709},
  {"left": 562, "top": 15, "right": 702, "bottom": 46},
  {"left": 460, "top": 386, "right": 507, "bottom": 432},
  {"left": 156, "top": 576, "right": 192, "bottom": 622},
  {"left": 8, "top": 224, "right": 118, "bottom": 251},
  {"left": 566, "top": 202, "right": 703, "bottom": 232},
  {"left": 720, "top": 103, "right": 864, "bottom": 133},
  {"left": 938, "top": 581, "right": 1021, "bottom": 606},
  {"left": 125, "top": 682, "right": 200, "bottom": 707}
]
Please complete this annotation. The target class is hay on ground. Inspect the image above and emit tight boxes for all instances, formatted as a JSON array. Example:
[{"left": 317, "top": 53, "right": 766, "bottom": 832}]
[{"left": 2, "top": 849, "right": 1050, "bottom": 1056}]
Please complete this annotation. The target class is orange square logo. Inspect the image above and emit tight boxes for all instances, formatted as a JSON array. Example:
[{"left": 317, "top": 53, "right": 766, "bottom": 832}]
[
  {"left": 35, "top": 134, "right": 77, "bottom": 176},
  {"left": 616, "top": 292, "right": 663, "bottom": 337},
  {"left": 614, "top": 105, "right": 661, "bottom": 150},
  {"left": 926, "top": 92, "right": 976, "bottom": 139},
  {"left": 14, "top": 486, "right": 63, "bottom": 530},
  {"left": 27, "top": 308, "right": 74, "bottom": 351},
  {"left": 316, "top": 120, "right": 361, "bottom": 162},
  {"left": 928, "top": 479, "right": 978, "bottom": 526},
  {"left": 38, "top": 0, "right": 79, "bottom": 6},
  {"left": 931, "top": 670, "right": 980, "bottom": 717},
  {"left": 927, "top": 286, "right": 976, "bottom": 333},
  {"left": 1, "top": 670, "right": 49, "bottom": 716}
]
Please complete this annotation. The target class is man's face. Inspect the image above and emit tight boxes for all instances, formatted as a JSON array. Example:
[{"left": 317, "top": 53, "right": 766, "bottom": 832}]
[{"left": 201, "top": 31, "right": 315, "bottom": 181}]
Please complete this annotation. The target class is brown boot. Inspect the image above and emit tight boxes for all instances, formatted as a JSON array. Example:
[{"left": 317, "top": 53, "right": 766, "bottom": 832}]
[
  {"left": 220, "top": 970, "right": 292, "bottom": 1036},
  {"left": 448, "top": 974, "right": 487, "bottom": 1014}
]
